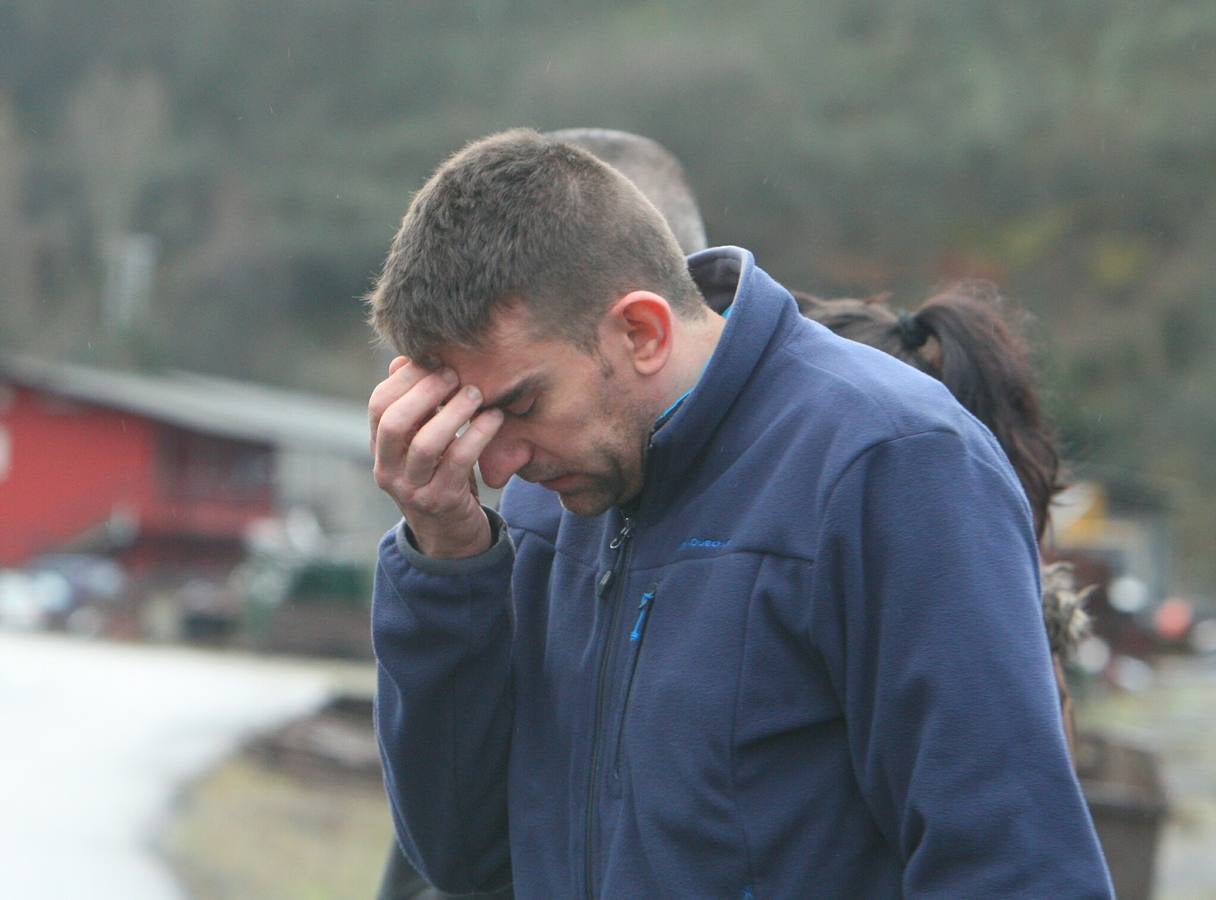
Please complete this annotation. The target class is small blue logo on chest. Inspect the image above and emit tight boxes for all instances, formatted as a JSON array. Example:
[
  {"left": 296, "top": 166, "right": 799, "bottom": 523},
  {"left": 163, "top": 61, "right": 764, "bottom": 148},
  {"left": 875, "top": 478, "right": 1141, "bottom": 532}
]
[{"left": 679, "top": 537, "right": 728, "bottom": 549}]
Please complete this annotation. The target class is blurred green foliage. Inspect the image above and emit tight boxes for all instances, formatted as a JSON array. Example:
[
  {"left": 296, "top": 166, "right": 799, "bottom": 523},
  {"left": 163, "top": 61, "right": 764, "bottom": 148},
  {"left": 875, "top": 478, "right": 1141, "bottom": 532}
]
[{"left": 1, "top": 0, "right": 1213, "bottom": 588}]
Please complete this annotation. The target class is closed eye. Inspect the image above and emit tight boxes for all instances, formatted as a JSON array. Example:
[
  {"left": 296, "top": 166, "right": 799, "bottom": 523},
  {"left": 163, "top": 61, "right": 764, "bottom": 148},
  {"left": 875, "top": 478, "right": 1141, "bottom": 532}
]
[
  {"left": 478, "top": 374, "right": 546, "bottom": 418},
  {"left": 507, "top": 396, "right": 536, "bottom": 419}
]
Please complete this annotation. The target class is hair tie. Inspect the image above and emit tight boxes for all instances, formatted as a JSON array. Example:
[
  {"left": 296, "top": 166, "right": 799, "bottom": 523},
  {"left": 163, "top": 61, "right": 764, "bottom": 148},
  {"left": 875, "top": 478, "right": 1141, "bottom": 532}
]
[{"left": 897, "top": 311, "right": 930, "bottom": 350}]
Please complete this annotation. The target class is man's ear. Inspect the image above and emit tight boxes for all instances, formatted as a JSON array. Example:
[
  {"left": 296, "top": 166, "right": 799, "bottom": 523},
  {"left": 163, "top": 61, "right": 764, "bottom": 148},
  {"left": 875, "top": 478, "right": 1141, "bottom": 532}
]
[{"left": 604, "top": 292, "right": 673, "bottom": 376}]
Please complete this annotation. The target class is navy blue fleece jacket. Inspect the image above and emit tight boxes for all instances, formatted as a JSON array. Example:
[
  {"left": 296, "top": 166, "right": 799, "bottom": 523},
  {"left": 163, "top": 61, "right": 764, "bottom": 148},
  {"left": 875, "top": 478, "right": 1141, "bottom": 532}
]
[{"left": 373, "top": 247, "right": 1112, "bottom": 898}]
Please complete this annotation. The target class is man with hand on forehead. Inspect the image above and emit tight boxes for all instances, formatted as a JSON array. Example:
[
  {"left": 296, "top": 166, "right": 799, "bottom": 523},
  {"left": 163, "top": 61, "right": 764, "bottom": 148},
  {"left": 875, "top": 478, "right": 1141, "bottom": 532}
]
[{"left": 367, "top": 129, "right": 1111, "bottom": 898}]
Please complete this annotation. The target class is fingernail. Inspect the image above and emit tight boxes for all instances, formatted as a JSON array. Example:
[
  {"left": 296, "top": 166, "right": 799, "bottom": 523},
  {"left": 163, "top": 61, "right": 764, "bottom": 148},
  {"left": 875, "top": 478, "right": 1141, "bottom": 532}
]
[
  {"left": 465, "top": 385, "right": 482, "bottom": 402},
  {"left": 441, "top": 368, "right": 458, "bottom": 385}
]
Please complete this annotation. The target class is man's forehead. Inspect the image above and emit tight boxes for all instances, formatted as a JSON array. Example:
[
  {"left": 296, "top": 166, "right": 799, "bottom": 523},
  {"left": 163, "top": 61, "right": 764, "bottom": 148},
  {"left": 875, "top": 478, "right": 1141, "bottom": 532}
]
[
  {"left": 433, "top": 329, "right": 530, "bottom": 380},
  {"left": 431, "top": 304, "right": 534, "bottom": 362},
  {"left": 434, "top": 306, "right": 561, "bottom": 380}
]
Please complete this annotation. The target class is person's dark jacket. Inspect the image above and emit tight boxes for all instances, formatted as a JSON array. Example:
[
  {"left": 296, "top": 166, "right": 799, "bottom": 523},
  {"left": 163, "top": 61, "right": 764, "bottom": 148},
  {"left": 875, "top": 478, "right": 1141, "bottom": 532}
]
[{"left": 373, "top": 247, "right": 1113, "bottom": 898}]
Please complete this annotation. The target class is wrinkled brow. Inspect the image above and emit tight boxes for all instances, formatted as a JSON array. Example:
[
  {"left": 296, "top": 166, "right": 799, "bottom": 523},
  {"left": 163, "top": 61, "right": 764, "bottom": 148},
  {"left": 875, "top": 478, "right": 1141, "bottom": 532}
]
[{"left": 477, "top": 373, "right": 546, "bottom": 414}]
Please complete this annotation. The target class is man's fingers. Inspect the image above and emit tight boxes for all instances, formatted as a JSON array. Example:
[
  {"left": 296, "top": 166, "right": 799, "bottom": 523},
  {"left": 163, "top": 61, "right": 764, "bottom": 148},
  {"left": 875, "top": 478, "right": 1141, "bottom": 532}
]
[
  {"left": 374, "top": 369, "right": 460, "bottom": 477},
  {"left": 403, "top": 384, "right": 487, "bottom": 486},
  {"left": 443, "top": 407, "right": 506, "bottom": 477},
  {"left": 369, "top": 359, "right": 427, "bottom": 443},
  {"left": 418, "top": 407, "right": 505, "bottom": 510}
]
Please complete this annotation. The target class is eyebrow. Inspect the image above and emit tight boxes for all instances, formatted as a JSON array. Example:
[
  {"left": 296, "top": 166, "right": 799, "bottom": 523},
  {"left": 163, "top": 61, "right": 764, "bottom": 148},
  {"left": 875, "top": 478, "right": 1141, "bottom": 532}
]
[{"left": 478, "top": 373, "right": 546, "bottom": 414}]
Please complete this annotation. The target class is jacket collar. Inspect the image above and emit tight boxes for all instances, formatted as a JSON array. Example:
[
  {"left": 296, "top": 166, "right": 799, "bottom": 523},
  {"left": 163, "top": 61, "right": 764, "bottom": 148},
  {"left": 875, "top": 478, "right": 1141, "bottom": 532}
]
[{"left": 635, "top": 246, "right": 798, "bottom": 515}]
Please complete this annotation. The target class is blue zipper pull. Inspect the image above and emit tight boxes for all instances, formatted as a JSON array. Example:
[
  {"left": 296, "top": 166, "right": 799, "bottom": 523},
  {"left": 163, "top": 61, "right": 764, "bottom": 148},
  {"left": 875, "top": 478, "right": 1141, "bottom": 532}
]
[{"left": 630, "top": 590, "right": 655, "bottom": 641}]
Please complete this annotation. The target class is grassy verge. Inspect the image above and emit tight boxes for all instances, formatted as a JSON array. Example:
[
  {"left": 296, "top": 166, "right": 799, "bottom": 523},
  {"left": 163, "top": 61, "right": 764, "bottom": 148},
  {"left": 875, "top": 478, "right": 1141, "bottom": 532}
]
[{"left": 164, "top": 752, "right": 393, "bottom": 900}]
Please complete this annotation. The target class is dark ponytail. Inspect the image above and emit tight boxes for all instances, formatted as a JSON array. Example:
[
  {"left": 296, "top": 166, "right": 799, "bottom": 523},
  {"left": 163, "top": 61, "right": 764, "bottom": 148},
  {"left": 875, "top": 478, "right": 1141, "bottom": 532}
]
[{"left": 795, "top": 282, "right": 1062, "bottom": 542}]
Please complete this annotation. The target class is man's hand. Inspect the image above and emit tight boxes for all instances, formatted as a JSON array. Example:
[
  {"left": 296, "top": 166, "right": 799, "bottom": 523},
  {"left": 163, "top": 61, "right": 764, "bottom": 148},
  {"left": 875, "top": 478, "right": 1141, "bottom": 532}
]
[{"left": 369, "top": 357, "right": 505, "bottom": 558}]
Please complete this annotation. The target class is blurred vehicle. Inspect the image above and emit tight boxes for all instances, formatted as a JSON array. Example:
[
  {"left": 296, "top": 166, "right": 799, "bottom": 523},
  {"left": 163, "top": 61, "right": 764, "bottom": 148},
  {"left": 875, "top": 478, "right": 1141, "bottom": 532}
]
[
  {"left": 176, "top": 577, "right": 243, "bottom": 644},
  {"left": 28, "top": 553, "right": 128, "bottom": 635},
  {"left": 0, "top": 555, "right": 128, "bottom": 636},
  {"left": 235, "top": 555, "right": 374, "bottom": 659}
]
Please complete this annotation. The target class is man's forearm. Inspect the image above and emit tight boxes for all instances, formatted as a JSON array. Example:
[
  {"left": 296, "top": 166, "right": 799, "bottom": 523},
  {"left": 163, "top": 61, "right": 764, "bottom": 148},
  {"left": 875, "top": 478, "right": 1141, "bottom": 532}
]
[{"left": 372, "top": 518, "right": 516, "bottom": 893}]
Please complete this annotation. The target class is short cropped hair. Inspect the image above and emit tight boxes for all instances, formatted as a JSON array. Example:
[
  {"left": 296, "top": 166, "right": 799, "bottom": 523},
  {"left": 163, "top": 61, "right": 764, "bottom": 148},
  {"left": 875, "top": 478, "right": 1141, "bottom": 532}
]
[
  {"left": 545, "top": 128, "right": 708, "bottom": 255},
  {"left": 368, "top": 128, "right": 704, "bottom": 363}
]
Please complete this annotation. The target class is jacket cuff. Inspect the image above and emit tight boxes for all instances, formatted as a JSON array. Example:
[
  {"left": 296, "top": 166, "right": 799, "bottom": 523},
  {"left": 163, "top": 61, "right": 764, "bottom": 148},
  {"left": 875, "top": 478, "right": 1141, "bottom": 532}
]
[{"left": 393, "top": 507, "right": 513, "bottom": 576}]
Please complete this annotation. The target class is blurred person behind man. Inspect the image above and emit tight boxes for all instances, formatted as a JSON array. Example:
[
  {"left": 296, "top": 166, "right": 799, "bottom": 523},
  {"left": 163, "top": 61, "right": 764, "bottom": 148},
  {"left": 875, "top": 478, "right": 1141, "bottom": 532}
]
[{"left": 546, "top": 128, "right": 708, "bottom": 255}]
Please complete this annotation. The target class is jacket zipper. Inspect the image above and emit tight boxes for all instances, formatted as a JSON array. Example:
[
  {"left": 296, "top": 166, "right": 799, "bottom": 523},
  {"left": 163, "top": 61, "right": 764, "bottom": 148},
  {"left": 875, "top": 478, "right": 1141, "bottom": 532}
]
[
  {"left": 613, "top": 586, "right": 657, "bottom": 777},
  {"left": 584, "top": 515, "right": 633, "bottom": 900}
]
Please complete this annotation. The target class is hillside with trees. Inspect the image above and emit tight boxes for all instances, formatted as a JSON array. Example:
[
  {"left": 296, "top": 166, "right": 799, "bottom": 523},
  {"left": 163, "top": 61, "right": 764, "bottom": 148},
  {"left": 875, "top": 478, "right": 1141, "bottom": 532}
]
[{"left": 1, "top": 0, "right": 1213, "bottom": 588}]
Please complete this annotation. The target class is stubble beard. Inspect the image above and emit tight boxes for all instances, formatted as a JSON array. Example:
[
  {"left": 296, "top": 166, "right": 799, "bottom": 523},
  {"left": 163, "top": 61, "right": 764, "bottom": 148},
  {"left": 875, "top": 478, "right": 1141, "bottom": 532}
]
[
  {"left": 554, "top": 459, "right": 630, "bottom": 517},
  {"left": 554, "top": 373, "right": 651, "bottom": 518}
]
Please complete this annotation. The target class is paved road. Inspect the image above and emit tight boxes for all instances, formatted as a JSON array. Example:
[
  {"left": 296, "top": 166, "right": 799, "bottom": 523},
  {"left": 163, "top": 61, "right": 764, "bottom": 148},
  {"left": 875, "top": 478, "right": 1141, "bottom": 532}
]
[{"left": 0, "top": 632, "right": 339, "bottom": 900}]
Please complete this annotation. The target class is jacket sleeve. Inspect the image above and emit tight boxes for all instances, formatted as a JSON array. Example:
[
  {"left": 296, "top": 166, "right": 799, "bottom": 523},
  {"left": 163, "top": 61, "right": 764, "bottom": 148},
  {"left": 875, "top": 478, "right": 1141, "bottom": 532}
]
[
  {"left": 372, "top": 508, "right": 515, "bottom": 895},
  {"left": 809, "top": 430, "right": 1113, "bottom": 898}
]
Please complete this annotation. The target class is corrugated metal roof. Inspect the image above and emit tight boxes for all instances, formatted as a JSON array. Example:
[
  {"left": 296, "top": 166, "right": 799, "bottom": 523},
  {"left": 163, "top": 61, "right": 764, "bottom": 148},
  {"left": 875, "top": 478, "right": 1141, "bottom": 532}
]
[{"left": 0, "top": 354, "right": 370, "bottom": 459}]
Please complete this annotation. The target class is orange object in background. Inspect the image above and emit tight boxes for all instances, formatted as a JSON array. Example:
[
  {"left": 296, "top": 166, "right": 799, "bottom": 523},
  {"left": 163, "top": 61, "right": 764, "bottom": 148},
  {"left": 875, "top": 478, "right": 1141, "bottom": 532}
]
[{"left": 1154, "top": 597, "right": 1193, "bottom": 642}]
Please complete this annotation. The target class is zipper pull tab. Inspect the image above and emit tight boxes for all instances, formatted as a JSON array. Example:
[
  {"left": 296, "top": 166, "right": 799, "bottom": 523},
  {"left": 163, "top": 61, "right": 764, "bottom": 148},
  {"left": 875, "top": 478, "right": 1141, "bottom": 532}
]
[
  {"left": 596, "top": 568, "right": 614, "bottom": 599},
  {"left": 630, "top": 589, "right": 655, "bottom": 641},
  {"left": 610, "top": 518, "right": 633, "bottom": 550}
]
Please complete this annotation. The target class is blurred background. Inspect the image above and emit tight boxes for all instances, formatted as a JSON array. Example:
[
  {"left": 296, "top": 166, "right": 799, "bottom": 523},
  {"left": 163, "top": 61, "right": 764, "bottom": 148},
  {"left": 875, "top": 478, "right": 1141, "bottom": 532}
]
[{"left": 1, "top": 2, "right": 1213, "bottom": 898}]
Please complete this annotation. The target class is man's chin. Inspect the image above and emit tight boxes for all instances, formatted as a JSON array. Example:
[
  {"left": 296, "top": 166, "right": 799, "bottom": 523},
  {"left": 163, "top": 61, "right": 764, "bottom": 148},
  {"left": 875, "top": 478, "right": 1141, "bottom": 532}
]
[
  {"left": 556, "top": 490, "right": 614, "bottom": 517},
  {"left": 533, "top": 471, "right": 632, "bottom": 517},
  {"left": 544, "top": 478, "right": 617, "bottom": 517}
]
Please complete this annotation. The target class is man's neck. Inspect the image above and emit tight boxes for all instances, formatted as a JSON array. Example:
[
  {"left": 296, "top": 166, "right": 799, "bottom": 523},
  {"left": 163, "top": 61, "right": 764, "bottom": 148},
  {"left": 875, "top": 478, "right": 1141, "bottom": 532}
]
[{"left": 655, "top": 307, "right": 727, "bottom": 417}]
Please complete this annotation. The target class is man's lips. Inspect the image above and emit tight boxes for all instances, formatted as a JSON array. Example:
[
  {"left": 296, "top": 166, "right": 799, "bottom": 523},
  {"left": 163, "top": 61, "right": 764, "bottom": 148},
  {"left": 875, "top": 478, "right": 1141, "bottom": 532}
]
[{"left": 539, "top": 474, "right": 581, "bottom": 492}]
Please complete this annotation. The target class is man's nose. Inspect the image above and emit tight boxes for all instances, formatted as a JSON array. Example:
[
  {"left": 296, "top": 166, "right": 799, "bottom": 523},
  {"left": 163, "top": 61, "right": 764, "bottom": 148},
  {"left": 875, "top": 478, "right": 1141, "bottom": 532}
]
[{"left": 477, "top": 431, "right": 531, "bottom": 489}]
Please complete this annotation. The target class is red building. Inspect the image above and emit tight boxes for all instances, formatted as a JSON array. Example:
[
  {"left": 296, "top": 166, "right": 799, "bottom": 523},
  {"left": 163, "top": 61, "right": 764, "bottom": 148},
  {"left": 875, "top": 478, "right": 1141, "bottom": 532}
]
[{"left": 0, "top": 355, "right": 372, "bottom": 581}]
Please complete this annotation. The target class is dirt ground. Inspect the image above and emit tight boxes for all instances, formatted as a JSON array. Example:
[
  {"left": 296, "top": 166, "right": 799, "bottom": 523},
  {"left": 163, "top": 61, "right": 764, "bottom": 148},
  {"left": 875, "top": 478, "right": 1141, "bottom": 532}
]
[{"left": 163, "top": 698, "right": 393, "bottom": 900}]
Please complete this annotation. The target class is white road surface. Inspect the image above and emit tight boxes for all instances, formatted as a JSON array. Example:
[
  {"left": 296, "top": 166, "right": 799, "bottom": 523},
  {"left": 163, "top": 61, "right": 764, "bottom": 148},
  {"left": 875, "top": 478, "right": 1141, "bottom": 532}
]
[{"left": 0, "top": 632, "right": 340, "bottom": 900}]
